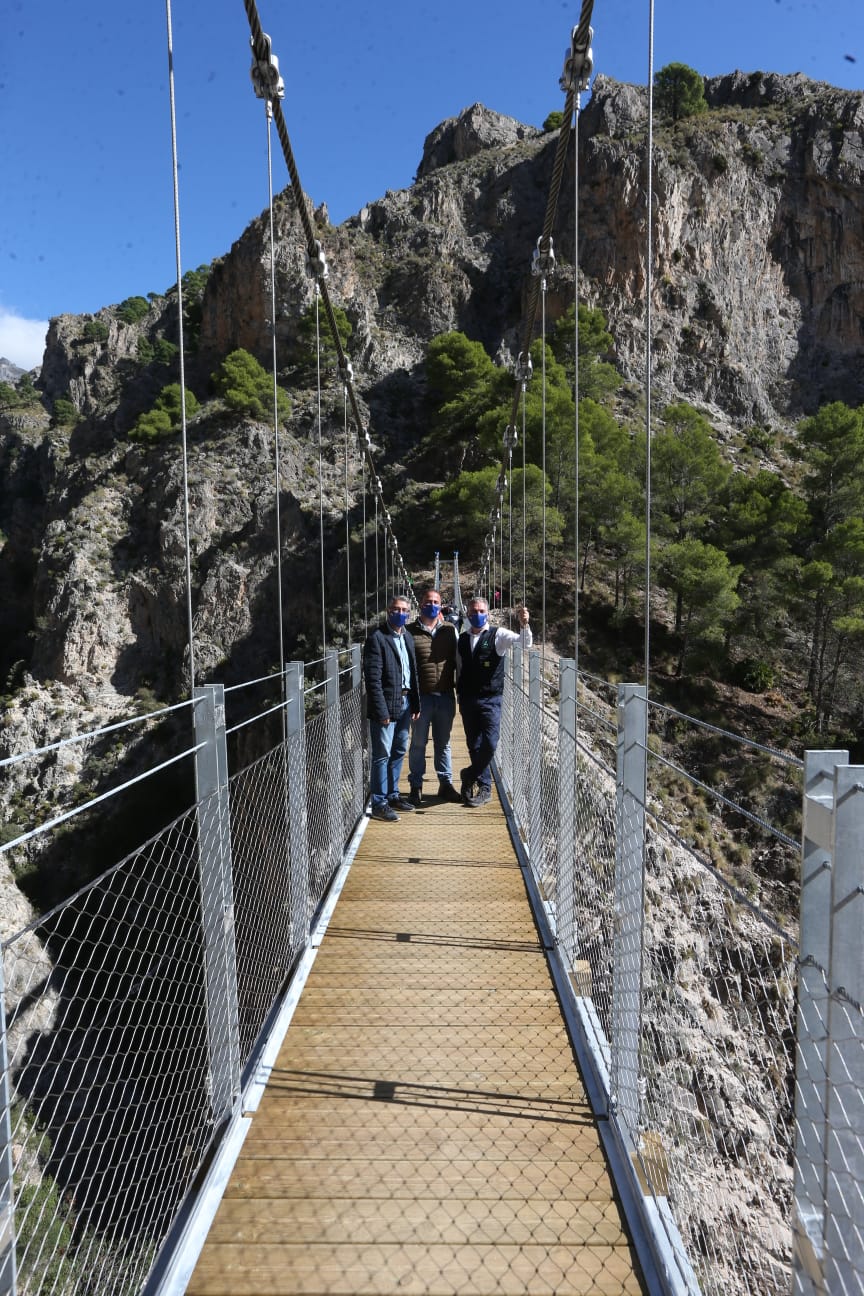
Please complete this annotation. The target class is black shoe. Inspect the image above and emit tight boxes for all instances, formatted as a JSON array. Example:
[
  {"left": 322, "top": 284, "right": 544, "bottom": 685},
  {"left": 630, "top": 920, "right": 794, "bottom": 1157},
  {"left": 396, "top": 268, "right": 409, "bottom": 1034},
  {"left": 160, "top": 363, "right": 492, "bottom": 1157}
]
[
  {"left": 390, "top": 795, "right": 415, "bottom": 813},
  {"left": 409, "top": 787, "right": 424, "bottom": 807},
  {"left": 438, "top": 781, "right": 463, "bottom": 804},
  {"left": 371, "top": 803, "right": 399, "bottom": 822},
  {"left": 459, "top": 766, "right": 474, "bottom": 799},
  {"left": 468, "top": 785, "right": 492, "bottom": 807}
]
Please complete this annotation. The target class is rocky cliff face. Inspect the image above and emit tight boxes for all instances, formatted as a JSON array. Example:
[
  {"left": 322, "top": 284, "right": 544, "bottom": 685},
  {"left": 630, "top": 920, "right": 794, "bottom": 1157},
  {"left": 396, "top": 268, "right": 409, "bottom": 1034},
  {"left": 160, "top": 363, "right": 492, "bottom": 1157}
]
[{"left": 1, "top": 75, "right": 862, "bottom": 879}]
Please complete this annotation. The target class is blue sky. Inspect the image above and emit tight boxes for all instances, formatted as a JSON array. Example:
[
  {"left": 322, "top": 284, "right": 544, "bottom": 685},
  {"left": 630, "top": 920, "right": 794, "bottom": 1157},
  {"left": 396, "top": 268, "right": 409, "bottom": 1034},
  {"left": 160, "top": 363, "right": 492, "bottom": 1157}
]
[{"left": 1, "top": 0, "right": 861, "bottom": 369}]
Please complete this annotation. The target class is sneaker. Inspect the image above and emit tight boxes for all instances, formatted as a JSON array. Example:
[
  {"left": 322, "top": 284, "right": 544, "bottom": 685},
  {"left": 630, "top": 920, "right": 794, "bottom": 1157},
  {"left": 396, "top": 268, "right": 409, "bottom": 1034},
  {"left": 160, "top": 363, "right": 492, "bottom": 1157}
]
[
  {"left": 389, "top": 795, "right": 416, "bottom": 813},
  {"left": 459, "top": 766, "right": 474, "bottom": 799},
  {"left": 409, "top": 787, "right": 424, "bottom": 807},
  {"left": 469, "top": 785, "right": 492, "bottom": 807},
  {"left": 438, "top": 780, "right": 463, "bottom": 803},
  {"left": 371, "top": 803, "right": 399, "bottom": 822}
]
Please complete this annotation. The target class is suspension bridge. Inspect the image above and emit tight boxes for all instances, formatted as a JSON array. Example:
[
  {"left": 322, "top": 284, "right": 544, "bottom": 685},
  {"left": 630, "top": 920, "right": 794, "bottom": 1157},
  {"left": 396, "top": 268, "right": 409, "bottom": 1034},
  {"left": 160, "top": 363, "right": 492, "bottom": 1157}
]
[{"left": 1, "top": 2, "right": 863, "bottom": 1295}]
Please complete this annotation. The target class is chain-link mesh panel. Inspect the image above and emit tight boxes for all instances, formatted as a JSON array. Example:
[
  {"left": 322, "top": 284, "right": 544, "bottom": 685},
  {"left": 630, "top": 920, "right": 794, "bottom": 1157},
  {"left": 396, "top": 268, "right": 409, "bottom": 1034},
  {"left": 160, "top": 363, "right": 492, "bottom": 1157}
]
[
  {"left": 339, "top": 681, "right": 365, "bottom": 842},
  {"left": 229, "top": 743, "right": 295, "bottom": 1067},
  {"left": 635, "top": 824, "right": 798, "bottom": 1296},
  {"left": 2, "top": 805, "right": 211, "bottom": 1296},
  {"left": 305, "top": 709, "right": 340, "bottom": 916},
  {"left": 570, "top": 744, "right": 618, "bottom": 1045}
]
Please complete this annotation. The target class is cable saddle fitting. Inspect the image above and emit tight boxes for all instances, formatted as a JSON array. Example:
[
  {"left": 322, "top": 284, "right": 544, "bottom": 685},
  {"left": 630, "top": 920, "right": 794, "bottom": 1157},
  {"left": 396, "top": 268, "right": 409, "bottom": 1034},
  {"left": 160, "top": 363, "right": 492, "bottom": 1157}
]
[
  {"left": 339, "top": 359, "right": 354, "bottom": 385},
  {"left": 306, "top": 240, "right": 329, "bottom": 281},
  {"left": 250, "top": 34, "right": 285, "bottom": 101},
  {"left": 531, "top": 235, "right": 555, "bottom": 277},
  {"left": 503, "top": 424, "right": 518, "bottom": 449},
  {"left": 514, "top": 352, "right": 534, "bottom": 384},
  {"left": 559, "top": 24, "right": 594, "bottom": 93}
]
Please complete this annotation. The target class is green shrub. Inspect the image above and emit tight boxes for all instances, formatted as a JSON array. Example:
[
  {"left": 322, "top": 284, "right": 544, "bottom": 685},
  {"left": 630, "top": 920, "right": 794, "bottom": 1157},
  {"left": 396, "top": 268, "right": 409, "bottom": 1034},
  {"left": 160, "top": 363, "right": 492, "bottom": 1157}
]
[
  {"left": 50, "top": 396, "right": 79, "bottom": 427},
  {"left": 734, "top": 657, "right": 775, "bottom": 693},
  {"left": 117, "top": 296, "right": 150, "bottom": 324},
  {"left": 129, "top": 383, "right": 199, "bottom": 443},
  {"left": 155, "top": 337, "right": 179, "bottom": 365},
  {"left": 83, "top": 319, "right": 109, "bottom": 342},
  {"left": 136, "top": 336, "right": 155, "bottom": 365},
  {"left": 543, "top": 110, "right": 564, "bottom": 132},
  {"left": 212, "top": 348, "right": 290, "bottom": 421}
]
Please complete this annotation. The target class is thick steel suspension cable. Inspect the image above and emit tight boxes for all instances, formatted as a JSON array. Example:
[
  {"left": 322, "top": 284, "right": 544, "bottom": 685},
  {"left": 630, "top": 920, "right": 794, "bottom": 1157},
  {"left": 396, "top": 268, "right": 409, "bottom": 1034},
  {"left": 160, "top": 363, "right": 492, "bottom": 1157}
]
[
  {"left": 164, "top": 0, "right": 196, "bottom": 691},
  {"left": 264, "top": 102, "right": 286, "bottom": 673},
  {"left": 243, "top": 0, "right": 414, "bottom": 600},
  {"left": 314, "top": 286, "right": 327, "bottom": 653}
]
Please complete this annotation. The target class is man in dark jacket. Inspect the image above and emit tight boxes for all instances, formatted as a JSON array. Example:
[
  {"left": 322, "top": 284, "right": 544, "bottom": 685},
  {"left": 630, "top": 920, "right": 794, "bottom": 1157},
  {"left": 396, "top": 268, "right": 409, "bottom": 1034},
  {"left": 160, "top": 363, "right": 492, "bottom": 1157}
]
[
  {"left": 406, "top": 586, "right": 462, "bottom": 806},
  {"left": 363, "top": 594, "right": 421, "bottom": 821},
  {"left": 457, "top": 595, "right": 531, "bottom": 807}
]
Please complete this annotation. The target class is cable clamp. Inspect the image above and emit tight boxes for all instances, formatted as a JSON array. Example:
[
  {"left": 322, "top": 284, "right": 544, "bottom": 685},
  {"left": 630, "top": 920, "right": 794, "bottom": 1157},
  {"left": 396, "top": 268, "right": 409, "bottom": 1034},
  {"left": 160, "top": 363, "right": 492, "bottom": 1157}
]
[
  {"left": 503, "top": 424, "right": 518, "bottom": 449},
  {"left": 306, "top": 240, "right": 329, "bottom": 281},
  {"left": 250, "top": 34, "right": 285, "bottom": 102},
  {"left": 360, "top": 429, "right": 372, "bottom": 448},
  {"left": 339, "top": 358, "right": 354, "bottom": 386},
  {"left": 531, "top": 235, "right": 555, "bottom": 277},
  {"left": 514, "top": 352, "right": 534, "bottom": 384},
  {"left": 559, "top": 24, "right": 593, "bottom": 93},
  {"left": 497, "top": 472, "right": 508, "bottom": 494}
]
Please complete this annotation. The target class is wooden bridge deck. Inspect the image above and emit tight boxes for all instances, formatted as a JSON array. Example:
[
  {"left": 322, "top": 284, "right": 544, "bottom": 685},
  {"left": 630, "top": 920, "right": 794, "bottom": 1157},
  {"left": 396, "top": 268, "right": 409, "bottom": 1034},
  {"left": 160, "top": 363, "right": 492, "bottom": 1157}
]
[{"left": 186, "top": 755, "right": 645, "bottom": 1296}]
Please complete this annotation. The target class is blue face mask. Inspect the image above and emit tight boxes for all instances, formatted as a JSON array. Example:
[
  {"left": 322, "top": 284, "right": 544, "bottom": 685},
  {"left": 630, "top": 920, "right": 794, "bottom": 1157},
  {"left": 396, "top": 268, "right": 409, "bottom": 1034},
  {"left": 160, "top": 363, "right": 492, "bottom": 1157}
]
[
  {"left": 468, "top": 611, "right": 488, "bottom": 629},
  {"left": 421, "top": 603, "right": 440, "bottom": 620},
  {"left": 388, "top": 609, "right": 409, "bottom": 629}
]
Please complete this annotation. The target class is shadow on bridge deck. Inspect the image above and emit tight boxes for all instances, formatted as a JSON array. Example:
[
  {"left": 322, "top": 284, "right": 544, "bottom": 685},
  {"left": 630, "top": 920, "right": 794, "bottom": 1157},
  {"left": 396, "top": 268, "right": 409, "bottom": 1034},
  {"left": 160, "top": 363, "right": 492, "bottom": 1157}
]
[{"left": 185, "top": 751, "right": 645, "bottom": 1296}]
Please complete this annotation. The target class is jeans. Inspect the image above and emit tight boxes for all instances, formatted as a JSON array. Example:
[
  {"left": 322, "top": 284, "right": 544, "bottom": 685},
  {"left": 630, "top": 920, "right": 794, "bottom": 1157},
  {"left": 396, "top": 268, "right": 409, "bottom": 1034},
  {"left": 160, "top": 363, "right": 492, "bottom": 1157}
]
[
  {"left": 408, "top": 692, "right": 456, "bottom": 789},
  {"left": 369, "top": 696, "right": 412, "bottom": 807},
  {"left": 458, "top": 694, "right": 502, "bottom": 792}
]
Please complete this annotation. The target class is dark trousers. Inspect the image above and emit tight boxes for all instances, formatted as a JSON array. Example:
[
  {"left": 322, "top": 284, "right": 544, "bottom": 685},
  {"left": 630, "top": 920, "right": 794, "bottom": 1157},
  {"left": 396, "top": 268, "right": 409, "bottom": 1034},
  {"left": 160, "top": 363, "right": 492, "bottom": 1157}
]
[{"left": 458, "top": 694, "right": 502, "bottom": 792}]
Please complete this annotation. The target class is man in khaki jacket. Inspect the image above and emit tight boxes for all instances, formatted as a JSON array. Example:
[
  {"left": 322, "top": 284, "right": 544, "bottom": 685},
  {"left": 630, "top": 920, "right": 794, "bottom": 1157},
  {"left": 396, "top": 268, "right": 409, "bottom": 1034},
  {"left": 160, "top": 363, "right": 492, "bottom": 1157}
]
[{"left": 406, "top": 587, "right": 463, "bottom": 806}]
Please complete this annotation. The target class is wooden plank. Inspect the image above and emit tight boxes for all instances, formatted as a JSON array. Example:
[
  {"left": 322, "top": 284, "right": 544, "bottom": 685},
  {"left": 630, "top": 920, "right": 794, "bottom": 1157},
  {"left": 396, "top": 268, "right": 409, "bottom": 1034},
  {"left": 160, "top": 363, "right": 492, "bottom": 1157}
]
[
  {"left": 187, "top": 1242, "right": 642, "bottom": 1295},
  {"left": 202, "top": 1195, "right": 630, "bottom": 1247},
  {"left": 186, "top": 747, "right": 645, "bottom": 1296}
]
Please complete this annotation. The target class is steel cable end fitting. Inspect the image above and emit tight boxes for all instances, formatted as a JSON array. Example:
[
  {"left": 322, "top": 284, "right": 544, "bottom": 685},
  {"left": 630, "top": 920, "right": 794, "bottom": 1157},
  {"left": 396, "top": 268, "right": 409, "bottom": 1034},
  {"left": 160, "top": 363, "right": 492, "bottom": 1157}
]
[
  {"left": 515, "top": 352, "right": 534, "bottom": 384},
  {"left": 250, "top": 34, "right": 285, "bottom": 101},
  {"left": 306, "top": 240, "right": 329, "bottom": 282},
  {"left": 531, "top": 235, "right": 555, "bottom": 278},
  {"left": 503, "top": 423, "right": 518, "bottom": 449},
  {"left": 339, "top": 358, "right": 354, "bottom": 386},
  {"left": 559, "top": 24, "right": 594, "bottom": 94}
]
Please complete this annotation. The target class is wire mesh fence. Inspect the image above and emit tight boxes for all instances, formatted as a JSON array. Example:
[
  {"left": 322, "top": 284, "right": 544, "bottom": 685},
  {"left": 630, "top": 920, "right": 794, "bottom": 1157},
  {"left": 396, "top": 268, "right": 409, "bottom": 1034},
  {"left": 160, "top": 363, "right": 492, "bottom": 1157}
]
[
  {"left": 498, "top": 651, "right": 863, "bottom": 1296},
  {"left": 0, "top": 665, "right": 368, "bottom": 1296}
]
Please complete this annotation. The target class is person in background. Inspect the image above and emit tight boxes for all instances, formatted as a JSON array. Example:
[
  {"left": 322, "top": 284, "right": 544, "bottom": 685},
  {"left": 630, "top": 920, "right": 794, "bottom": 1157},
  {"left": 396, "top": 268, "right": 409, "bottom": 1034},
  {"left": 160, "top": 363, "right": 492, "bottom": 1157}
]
[
  {"left": 362, "top": 594, "right": 421, "bottom": 822},
  {"left": 456, "top": 595, "right": 532, "bottom": 807},
  {"left": 406, "top": 587, "right": 462, "bottom": 807},
  {"left": 442, "top": 604, "right": 463, "bottom": 631}
]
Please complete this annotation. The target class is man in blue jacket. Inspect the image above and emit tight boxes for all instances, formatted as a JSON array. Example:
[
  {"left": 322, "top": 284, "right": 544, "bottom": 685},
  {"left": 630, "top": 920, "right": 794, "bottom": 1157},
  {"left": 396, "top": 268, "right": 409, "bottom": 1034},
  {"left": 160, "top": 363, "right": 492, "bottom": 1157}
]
[{"left": 363, "top": 593, "right": 421, "bottom": 821}]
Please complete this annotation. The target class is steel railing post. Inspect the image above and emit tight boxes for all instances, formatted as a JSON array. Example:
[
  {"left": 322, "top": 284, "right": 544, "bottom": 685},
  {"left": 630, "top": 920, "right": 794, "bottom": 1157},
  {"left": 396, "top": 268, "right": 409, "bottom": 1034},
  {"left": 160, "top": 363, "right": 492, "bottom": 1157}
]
[
  {"left": 285, "top": 662, "right": 309, "bottom": 946},
  {"left": 325, "top": 650, "right": 342, "bottom": 864},
  {"left": 193, "top": 684, "right": 241, "bottom": 1126},
  {"left": 528, "top": 649, "right": 543, "bottom": 880},
  {"left": 558, "top": 658, "right": 577, "bottom": 962},
  {"left": 509, "top": 645, "right": 522, "bottom": 818},
  {"left": 824, "top": 763, "right": 864, "bottom": 1293},
  {"left": 613, "top": 683, "right": 647, "bottom": 1137},
  {"left": 351, "top": 644, "right": 364, "bottom": 820},
  {"left": 0, "top": 961, "right": 16, "bottom": 1296},
  {"left": 793, "top": 750, "right": 847, "bottom": 1295}
]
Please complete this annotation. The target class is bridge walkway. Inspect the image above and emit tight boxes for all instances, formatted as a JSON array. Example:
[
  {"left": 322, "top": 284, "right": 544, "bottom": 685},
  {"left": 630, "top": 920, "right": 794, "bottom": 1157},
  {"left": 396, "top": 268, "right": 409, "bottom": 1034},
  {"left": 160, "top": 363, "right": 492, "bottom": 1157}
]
[{"left": 186, "top": 748, "right": 645, "bottom": 1296}]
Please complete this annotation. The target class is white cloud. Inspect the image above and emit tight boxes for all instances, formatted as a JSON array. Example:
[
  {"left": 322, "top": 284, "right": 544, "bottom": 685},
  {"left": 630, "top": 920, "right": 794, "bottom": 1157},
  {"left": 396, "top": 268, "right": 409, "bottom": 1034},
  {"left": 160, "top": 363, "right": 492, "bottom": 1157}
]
[{"left": 0, "top": 309, "right": 49, "bottom": 371}]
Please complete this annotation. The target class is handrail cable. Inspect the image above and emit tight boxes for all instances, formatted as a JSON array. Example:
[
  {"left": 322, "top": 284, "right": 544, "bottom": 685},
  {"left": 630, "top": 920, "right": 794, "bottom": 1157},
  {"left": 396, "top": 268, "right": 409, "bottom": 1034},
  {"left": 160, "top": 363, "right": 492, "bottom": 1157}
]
[
  {"left": 0, "top": 698, "right": 195, "bottom": 771},
  {"left": 164, "top": 0, "right": 196, "bottom": 692},
  {"left": 0, "top": 744, "right": 205, "bottom": 859},
  {"left": 647, "top": 699, "right": 804, "bottom": 767},
  {"left": 242, "top": 0, "right": 415, "bottom": 609}
]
